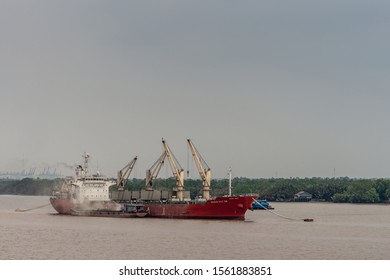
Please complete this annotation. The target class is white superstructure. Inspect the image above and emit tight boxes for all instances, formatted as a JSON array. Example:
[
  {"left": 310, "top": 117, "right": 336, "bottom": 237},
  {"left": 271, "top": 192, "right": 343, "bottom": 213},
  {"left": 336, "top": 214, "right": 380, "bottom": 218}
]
[{"left": 71, "top": 152, "right": 115, "bottom": 203}]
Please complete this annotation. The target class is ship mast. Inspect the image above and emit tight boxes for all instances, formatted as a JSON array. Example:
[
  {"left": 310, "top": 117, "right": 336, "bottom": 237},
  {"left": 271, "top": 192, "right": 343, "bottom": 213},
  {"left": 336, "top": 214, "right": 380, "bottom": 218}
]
[
  {"left": 228, "top": 167, "right": 232, "bottom": 196},
  {"left": 162, "top": 138, "right": 184, "bottom": 201},
  {"left": 83, "top": 152, "right": 90, "bottom": 174},
  {"left": 187, "top": 139, "right": 211, "bottom": 200},
  {"left": 116, "top": 156, "right": 137, "bottom": 191},
  {"left": 75, "top": 152, "right": 90, "bottom": 178}
]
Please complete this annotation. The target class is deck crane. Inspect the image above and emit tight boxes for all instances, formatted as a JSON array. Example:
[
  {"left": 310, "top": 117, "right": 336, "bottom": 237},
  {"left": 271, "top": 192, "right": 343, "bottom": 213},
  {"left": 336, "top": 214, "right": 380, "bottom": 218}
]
[
  {"left": 116, "top": 156, "right": 137, "bottom": 191},
  {"left": 145, "top": 150, "right": 167, "bottom": 191},
  {"left": 187, "top": 139, "right": 211, "bottom": 200},
  {"left": 162, "top": 138, "right": 185, "bottom": 201}
]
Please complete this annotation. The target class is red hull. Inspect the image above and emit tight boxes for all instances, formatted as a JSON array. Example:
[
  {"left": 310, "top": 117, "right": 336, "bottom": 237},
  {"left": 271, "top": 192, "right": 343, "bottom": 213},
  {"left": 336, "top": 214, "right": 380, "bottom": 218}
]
[
  {"left": 50, "top": 197, "right": 74, "bottom": 214},
  {"left": 50, "top": 196, "right": 255, "bottom": 220},
  {"left": 49, "top": 197, "right": 121, "bottom": 215},
  {"left": 144, "top": 196, "right": 255, "bottom": 220}
]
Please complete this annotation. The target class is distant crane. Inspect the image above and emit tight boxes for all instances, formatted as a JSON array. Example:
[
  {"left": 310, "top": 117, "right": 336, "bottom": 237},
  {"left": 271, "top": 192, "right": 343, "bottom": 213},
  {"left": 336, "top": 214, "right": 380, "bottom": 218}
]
[
  {"left": 116, "top": 156, "right": 137, "bottom": 191},
  {"left": 187, "top": 139, "right": 211, "bottom": 200}
]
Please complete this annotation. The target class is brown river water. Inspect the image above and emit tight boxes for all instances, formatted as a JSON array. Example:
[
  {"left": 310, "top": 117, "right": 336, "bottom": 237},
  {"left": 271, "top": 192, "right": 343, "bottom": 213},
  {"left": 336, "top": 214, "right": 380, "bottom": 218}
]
[{"left": 1, "top": 195, "right": 389, "bottom": 260}]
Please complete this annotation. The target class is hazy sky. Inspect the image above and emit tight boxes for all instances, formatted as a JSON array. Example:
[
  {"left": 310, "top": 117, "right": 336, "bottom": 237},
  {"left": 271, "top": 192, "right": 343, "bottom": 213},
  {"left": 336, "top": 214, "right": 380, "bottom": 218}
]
[{"left": 1, "top": 0, "right": 390, "bottom": 179}]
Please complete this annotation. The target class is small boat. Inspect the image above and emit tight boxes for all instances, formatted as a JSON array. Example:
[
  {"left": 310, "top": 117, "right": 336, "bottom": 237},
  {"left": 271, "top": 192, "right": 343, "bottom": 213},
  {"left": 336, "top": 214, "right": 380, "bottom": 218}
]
[
  {"left": 70, "top": 203, "right": 148, "bottom": 218},
  {"left": 252, "top": 199, "right": 274, "bottom": 210}
]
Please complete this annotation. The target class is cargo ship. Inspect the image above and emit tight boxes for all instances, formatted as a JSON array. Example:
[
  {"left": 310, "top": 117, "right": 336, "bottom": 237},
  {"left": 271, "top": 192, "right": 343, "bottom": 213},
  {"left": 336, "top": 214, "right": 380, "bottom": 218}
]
[
  {"left": 50, "top": 140, "right": 254, "bottom": 220},
  {"left": 111, "top": 139, "right": 255, "bottom": 220}
]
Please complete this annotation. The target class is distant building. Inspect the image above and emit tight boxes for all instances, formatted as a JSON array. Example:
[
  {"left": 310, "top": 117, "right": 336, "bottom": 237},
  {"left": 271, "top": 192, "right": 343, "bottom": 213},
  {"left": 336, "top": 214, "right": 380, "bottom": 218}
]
[{"left": 294, "top": 191, "right": 312, "bottom": 202}]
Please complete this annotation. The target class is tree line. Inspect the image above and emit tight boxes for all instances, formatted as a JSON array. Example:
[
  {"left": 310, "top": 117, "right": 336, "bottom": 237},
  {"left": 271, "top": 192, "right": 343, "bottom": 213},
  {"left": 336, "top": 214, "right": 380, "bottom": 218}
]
[
  {"left": 1, "top": 177, "right": 390, "bottom": 203},
  {"left": 123, "top": 176, "right": 390, "bottom": 203}
]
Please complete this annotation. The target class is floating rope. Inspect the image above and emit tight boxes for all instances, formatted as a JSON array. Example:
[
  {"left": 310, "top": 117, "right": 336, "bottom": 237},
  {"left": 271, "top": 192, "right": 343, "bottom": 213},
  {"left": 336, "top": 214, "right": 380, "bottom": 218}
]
[
  {"left": 252, "top": 198, "right": 313, "bottom": 222},
  {"left": 15, "top": 203, "right": 51, "bottom": 212}
]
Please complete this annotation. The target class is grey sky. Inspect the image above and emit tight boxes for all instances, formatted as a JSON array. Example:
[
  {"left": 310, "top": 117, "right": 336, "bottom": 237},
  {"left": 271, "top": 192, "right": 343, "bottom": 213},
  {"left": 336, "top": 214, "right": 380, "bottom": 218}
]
[{"left": 1, "top": 0, "right": 390, "bottom": 179}]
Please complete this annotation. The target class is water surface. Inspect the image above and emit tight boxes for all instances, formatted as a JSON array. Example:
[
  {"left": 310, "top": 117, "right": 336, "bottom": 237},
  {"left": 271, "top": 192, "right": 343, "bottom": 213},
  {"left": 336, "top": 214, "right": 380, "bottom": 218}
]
[{"left": 1, "top": 195, "right": 389, "bottom": 259}]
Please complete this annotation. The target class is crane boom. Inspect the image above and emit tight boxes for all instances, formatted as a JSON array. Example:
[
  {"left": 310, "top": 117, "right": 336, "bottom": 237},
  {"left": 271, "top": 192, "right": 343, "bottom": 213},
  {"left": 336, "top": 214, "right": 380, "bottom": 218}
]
[
  {"left": 162, "top": 138, "right": 184, "bottom": 201},
  {"left": 145, "top": 151, "right": 167, "bottom": 190},
  {"left": 117, "top": 156, "right": 138, "bottom": 191},
  {"left": 187, "top": 139, "right": 211, "bottom": 200}
]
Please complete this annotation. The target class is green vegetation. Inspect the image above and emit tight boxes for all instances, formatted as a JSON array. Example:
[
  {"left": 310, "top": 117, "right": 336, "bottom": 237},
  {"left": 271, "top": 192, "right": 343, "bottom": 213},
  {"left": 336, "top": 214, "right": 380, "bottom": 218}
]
[
  {"left": 122, "top": 176, "right": 390, "bottom": 203},
  {"left": 1, "top": 177, "right": 390, "bottom": 203},
  {"left": 332, "top": 180, "right": 380, "bottom": 203}
]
